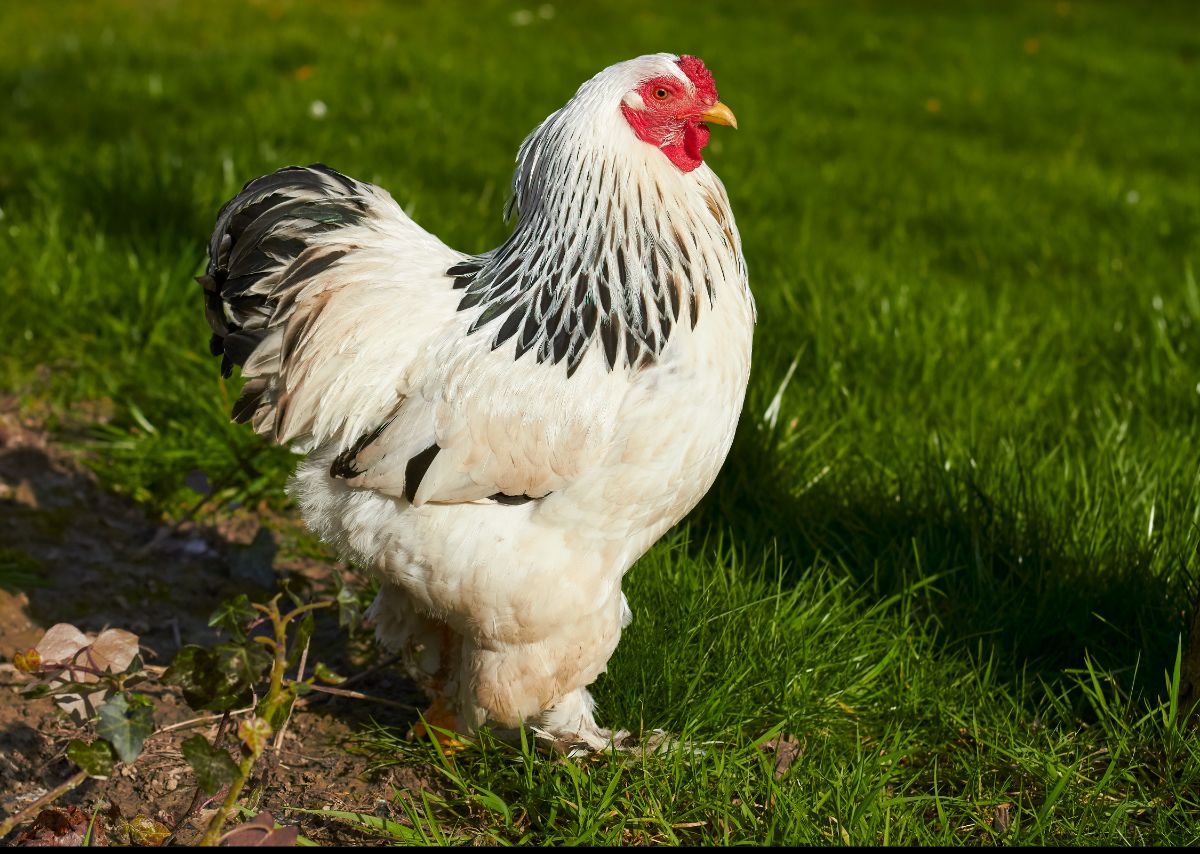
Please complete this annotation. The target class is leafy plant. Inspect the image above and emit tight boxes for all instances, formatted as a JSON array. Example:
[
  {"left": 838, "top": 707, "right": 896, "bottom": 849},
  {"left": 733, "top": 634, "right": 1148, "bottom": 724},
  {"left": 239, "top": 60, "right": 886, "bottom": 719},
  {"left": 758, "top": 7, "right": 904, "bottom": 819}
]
[{"left": 1, "top": 590, "right": 356, "bottom": 845}]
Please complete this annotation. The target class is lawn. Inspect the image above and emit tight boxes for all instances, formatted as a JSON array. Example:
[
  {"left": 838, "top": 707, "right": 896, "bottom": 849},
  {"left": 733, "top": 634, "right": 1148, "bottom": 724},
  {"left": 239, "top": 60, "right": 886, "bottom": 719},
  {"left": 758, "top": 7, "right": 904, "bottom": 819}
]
[{"left": 1, "top": 0, "right": 1199, "bottom": 844}]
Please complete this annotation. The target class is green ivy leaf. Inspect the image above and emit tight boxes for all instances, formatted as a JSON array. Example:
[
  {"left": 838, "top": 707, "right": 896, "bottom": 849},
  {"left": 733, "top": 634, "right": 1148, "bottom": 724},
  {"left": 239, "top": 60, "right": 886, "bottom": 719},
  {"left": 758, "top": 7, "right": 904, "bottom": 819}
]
[
  {"left": 287, "top": 611, "right": 315, "bottom": 669},
  {"left": 220, "top": 641, "right": 273, "bottom": 690},
  {"left": 208, "top": 594, "right": 256, "bottom": 643},
  {"left": 22, "top": 677, "right": 121, "bottom": 700},
  {"left": 335, "top": 578, "right": 362, "bottom": 629},
  {"left": 97, "top": 693, "right": 155, "bottom": 763},
  {"left": 256, "top": 686, "right": 296, "bottom": 732},
  {"left": 67, "top": 738, "right": 117, "bottom": 778},
  {"left": 313, "top": 662, "right": 345, "bottom": 685},
  {"left": 21, "top": 682, "right": 54, "bottom": 700},
  {"left": 181, "top": 734, "right": 239, "bottom": 795},
  {"left": 163, "top": 642, "right": 272, "bottom": 712},
  {"left": 164, "top": 646, "right": 233, "bottom": 711},
  {"left": 123, "top": 653, "right": 146, "bottom": 680}
]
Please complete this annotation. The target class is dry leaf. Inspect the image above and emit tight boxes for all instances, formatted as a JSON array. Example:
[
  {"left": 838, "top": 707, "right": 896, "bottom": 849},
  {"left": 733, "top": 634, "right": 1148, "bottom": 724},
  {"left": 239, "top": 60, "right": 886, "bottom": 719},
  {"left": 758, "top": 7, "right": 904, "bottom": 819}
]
[
  {"left": 759, "top": 733, "right": 802, "bottom": 780},
  {"left": 34, "top": 624, "right": 91, "bottom": 664},
  {"left": 32, "top": 623, "right": 140, "bottom": 723},
  {"left": 127, "top": 815, "right": 171, "bottom": 846},
  {"left": 13, "top": 806, "right": 107, "bottom": 847},
  {"left": 219, "top": 812, "right": 299, "bottom": 847},
  {"left": 90, "top": 629, "right": 140, "bottom": 673}
]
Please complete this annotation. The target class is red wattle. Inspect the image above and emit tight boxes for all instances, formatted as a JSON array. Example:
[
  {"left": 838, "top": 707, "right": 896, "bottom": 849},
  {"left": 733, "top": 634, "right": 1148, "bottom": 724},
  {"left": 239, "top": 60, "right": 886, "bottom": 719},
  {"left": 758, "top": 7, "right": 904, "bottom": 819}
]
[
  {"left": 621, "top": 105, "right": 709, "bottom": 173},
  {"left": 683, "top": 122, "right": 709, "bottom": 165}
]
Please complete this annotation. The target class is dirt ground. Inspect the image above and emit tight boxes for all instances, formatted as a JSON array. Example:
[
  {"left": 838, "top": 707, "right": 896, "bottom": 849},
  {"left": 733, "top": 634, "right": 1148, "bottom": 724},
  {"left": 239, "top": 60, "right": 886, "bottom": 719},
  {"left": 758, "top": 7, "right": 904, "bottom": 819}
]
[{"left": 0, "top": 400, "right": 436, "bottom": 845}]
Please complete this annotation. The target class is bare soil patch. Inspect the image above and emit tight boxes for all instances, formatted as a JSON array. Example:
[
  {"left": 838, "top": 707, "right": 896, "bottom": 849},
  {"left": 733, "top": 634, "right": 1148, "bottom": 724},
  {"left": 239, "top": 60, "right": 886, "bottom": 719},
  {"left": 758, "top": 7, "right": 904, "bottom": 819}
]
[{"left": 0, "top": 400, "right": 432, "bottom": 845}]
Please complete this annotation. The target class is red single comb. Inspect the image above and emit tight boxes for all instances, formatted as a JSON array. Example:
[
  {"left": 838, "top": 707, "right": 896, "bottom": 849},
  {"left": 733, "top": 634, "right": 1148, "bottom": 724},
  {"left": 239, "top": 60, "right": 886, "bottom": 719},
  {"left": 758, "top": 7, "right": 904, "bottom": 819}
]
[{"left": 677, "top": 55, "right": 718, "bottom": 104}]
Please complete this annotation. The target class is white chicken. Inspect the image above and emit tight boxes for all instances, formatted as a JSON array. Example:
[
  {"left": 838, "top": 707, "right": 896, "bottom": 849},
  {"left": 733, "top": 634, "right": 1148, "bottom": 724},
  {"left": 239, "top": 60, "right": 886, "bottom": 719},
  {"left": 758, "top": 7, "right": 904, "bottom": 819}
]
[{"left": 198, "top": 53, "right": 754, "bottom": 751}]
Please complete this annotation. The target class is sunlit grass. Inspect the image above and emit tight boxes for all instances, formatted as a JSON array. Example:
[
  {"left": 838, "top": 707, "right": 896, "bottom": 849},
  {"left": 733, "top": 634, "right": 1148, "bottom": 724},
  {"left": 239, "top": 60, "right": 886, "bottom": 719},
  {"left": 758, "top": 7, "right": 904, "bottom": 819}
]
[{"left": 1, "top": 0, "right": 1198, "bottom": 843}]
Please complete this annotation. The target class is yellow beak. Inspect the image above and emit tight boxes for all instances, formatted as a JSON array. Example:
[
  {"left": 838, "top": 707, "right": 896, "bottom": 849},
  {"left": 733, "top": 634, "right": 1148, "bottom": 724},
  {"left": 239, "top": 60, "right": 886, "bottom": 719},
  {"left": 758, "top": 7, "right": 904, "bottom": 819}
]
[{"left": 698, "top": 101, "right": 738, "bottom": 129}]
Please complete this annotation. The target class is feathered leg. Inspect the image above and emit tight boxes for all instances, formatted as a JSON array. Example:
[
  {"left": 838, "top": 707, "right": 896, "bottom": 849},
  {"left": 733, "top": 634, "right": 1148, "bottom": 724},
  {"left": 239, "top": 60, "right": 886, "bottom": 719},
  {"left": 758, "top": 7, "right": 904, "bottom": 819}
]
[
  {"left": 365, "top": 584, "right": 467, "bottom": 749},
  {"left": 535, "top": 688, "right": 630, "bottom": 755},
  {"left": 409, "top": 624, "right": 469, "bottom": 751}
]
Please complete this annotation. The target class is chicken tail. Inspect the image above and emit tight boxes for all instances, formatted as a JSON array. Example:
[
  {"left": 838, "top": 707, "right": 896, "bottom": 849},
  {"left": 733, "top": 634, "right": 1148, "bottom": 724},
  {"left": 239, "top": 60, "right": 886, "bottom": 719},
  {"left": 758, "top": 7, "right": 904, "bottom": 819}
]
[{"left": 197, "top": 164, "right": 375, "bottom": 437}]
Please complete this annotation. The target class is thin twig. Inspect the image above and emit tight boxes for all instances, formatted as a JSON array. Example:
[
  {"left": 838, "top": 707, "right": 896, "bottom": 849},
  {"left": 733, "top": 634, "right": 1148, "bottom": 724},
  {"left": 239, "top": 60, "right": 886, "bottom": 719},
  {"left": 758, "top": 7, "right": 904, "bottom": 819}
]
[
  {"left": 296, "top": 642, "right": 311, "bottom": 686},
  {"left": 152, "top": 707, "right": 253, "bottom": 736},
  {"left": 336, "top": 653, "right": 404, "bottom": 689},
  {"left": 294, "top": 682, "right": 417, "bottom": 712},
  {"left": 301, "top": 653, "right": 404, "bottom": 707},
  {"left": 0, "top": 769, "right": 88, "bottom": 840}
]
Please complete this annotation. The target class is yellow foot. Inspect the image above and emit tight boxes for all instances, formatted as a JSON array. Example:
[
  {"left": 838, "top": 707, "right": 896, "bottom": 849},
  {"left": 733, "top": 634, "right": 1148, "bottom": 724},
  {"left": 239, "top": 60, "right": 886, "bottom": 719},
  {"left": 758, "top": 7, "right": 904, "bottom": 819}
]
[{"left": 412, "top": 696, "right": 467, "bottom": 753}]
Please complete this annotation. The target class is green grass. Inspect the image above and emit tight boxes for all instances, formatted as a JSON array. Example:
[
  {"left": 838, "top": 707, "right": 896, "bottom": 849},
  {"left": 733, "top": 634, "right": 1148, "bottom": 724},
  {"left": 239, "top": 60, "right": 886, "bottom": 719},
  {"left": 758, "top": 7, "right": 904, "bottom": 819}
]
[{"left": 2, "top": 0, "right": 1199, "bottom": 844}]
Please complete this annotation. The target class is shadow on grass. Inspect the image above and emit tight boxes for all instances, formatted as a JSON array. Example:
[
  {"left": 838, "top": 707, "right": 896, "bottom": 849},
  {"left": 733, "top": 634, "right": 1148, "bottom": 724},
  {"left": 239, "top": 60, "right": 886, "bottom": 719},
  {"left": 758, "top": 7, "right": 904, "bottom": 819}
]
[{"left": 690, "top": 425, "right": 1191, "bottom": 698}]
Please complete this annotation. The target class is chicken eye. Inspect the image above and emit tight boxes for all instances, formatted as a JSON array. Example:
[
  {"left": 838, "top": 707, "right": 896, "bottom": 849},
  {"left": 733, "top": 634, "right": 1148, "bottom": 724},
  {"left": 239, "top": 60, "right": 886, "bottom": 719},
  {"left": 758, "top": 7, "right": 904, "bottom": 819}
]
[{"left": 653, "top": 87, "right": 669, "bottom": 100}]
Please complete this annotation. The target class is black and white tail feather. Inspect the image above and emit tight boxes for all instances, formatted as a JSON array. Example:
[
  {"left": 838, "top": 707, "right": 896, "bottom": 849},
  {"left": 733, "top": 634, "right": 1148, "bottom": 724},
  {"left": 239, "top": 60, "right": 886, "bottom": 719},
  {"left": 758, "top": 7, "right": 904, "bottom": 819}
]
[
  {"left": 199, "top": 165, "right": 370, "bottom": 439},
  {"left": 197, "top": 164, "right": 459, "bottom": 454},
  {"left": 196, "top": 162, "right": 554, "bottom": 507}
]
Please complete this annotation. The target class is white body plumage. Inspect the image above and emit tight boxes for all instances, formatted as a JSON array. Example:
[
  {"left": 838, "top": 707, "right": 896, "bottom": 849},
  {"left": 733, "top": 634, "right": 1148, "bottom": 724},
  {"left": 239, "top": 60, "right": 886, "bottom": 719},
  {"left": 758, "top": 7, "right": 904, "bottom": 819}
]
[{"left": 200, "top": 54, "right": 754, "bottom": 749}]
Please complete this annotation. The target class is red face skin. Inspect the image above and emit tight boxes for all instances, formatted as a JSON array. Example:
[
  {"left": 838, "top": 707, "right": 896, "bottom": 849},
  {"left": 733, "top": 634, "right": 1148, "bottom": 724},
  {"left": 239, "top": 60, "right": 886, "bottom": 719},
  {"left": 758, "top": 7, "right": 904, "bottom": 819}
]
[{"left": 621, "top": 55, "right": 721, "bottom": 173}]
